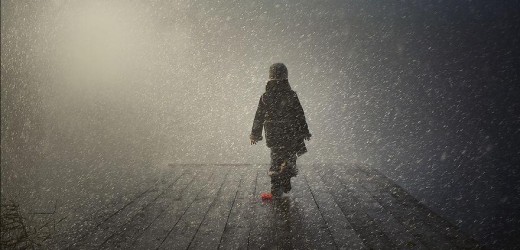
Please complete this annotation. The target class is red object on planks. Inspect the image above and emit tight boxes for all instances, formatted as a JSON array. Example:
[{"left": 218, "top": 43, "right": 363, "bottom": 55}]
[{"left": 261, "top": 192, "right": 273, "bottom": 200}]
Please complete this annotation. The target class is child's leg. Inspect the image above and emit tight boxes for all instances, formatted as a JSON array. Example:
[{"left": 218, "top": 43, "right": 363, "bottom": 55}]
[
  {"left": 270, "top": 147, "right": 299, "bottom": 196},
  {"left": 281, "top": 153, "right": 297, "bottom": 193},
  {"left": 281, "top": 176, "right": 291, "bottom": 193},
  {"left": 271, "top": 175, "right": 283, "bottom": 197},
  {"left": 270, "top": 147, "right": 284, "bottom": 196},
  {"left": 285, "top": 154, "right": 298, "bottom": 177}
]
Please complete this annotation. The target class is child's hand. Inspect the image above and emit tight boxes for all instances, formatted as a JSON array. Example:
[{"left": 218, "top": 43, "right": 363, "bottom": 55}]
[{"left": 250, "top": 139, "right": 258, "bottom": 145}]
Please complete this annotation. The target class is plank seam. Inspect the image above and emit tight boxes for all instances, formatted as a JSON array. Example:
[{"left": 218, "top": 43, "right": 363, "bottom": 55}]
[
  {"left": 64, "top": 177, "right": 163, "bottom": 249},
  {"left": 302, "top": 173, "right": 340, "bottom": 249},
  {"left": 128, "top": 173, "right": 198, "bottom": 246},
  {"left": 98, "top": 171, "right": 188, "bottom": 247},
  {"left": 217, "top": 171, "right": 245, "bottom": 249},
  {"left": 156, "top": 172, "right": 216, "bottom": 249},
  {"left": 246, "top": 168, "right": 259, "bottom": 249},
  {"left": 186, "top": 170, "right": 231, "bottom": 249}
]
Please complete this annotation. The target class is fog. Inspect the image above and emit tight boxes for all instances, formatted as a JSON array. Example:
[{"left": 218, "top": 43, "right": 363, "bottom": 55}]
[{"left": 1, "top": 0, "right": 519, "bottom": 248}]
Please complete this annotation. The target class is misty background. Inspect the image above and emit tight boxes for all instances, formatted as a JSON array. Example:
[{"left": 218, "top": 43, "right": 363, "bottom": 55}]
[{"left": 1, "top": 0, "right": 519, "bottom": 248}]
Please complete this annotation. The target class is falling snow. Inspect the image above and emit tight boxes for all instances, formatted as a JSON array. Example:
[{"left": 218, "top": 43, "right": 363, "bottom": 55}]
[{"left": 1, "top": 0, "right": 519, "bottom": 249}]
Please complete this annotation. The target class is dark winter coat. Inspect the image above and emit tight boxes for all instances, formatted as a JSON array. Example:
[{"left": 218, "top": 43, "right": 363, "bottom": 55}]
[{"left": 250, "top": 79, "right": 311, "bottom": 156}]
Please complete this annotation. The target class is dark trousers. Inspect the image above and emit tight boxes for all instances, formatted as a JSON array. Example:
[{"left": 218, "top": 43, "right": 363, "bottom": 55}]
[{"left": 270, "top": 146, "right": 297, "bottom": 195}]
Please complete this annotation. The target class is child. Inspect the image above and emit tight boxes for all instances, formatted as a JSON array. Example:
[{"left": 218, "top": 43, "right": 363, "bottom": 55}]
[{"left": 250, "top": 63, "right": 311, "bottom": 197}]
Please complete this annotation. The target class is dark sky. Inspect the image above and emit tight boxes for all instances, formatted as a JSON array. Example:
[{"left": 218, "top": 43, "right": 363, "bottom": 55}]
[{"left": 1, "top": 0, "right": 519, "bottom": 248}]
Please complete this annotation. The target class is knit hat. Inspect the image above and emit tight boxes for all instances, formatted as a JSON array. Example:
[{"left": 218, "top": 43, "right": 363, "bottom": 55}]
[{"left": 269, "top": 63, "right": 288, "bottom": 80}]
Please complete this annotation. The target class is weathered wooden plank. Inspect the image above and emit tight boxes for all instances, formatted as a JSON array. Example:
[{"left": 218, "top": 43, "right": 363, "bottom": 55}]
[
  {"left": 49, "top": 167, "right": 178, "bottom": 248},
  {"left": 158, "top": 166, "right": 230, "bottom": 249},
  {"left": 132, "top": 168, "right": 213, "bottom": 249},
  {"left": 271, "top": 196, "right": 298, "bottom": 249},
  {"left": 187, "top": 167, "right": 246, "bottom": 249},
  {"left": 283, "top": 178, "right": 308, "bottom": 249},
  {"left": 318, "top": 166, "right": 397, "bottom": 249},
  {"left": 268, "top": 170, "right": 305, "bottom": 249},
  {"left": 40, "top": 164, "right": 481, "bottom": 249},
  {"left": 354, "top": 164, "right": 480, "bottom": 249},
  {"left": 341, "top": 164, "right": 456, "bottom": 249},
  {"left": 302, "top": 166, "right": 366, "bottom": 249},
  {"left": 247, "top": 167, "right": 276, "bottom": 249},
  {"left": 48, "top": 165, "right": 169, "bottom": 234},
  {"left": 218, "top": 166, "right": 257, "bottom": 249},
  {"left": 99, "top": 169, "right": 196, "bottom": 249},
  {"left": 329, "top": 165, "right": 428, "bottom": 249},
  {"left": 291, "top": 172, "right": 337, "bottom": 249},
  {"left": 44, "top": 173, "right": 164, "bottom": 248},
  {"left": 71, "top": 169, "right": 186, "bottom": 248}
]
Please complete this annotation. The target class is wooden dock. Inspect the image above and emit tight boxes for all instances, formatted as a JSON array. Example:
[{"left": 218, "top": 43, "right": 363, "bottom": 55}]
[{"left": 44, "top": 164, "right": 480, "bottom": 249}]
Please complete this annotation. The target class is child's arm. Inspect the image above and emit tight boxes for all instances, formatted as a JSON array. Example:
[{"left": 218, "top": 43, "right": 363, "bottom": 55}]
[{"left": 250, "top": 95, "right": 266, "bottom": 144}]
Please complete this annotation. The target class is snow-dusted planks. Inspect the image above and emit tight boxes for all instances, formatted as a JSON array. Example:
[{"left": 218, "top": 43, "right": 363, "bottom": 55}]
[
  {"left": 217, "top": 166, "right": 257, "bottom": 249},
  {"left": 247, "top": 167, "right": 276, "bottom": 249},
  {"left": 302, "top": 167, "right": 366, "bottom": 249},
  {"left": 43, "top": 164, "right": 480, "bottom": 249}
]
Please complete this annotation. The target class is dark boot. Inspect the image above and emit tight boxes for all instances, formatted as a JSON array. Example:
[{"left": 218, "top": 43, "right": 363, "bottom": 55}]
[
  {"left": 271, "top": 176, "right": 283, "bottom": 197},
  {"left": 271, "top": 186, "right": 283, "bottom": 197}
]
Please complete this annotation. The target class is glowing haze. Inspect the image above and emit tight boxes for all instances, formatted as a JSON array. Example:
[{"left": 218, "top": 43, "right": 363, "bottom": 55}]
[{"left": 1, "top": 0, "right": 518, "bottom": 248}]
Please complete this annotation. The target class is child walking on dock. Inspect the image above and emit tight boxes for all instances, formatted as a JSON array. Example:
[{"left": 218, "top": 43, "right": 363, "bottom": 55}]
[{"left": 250, "top": 63, "right": 311, "bottom": 197}]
